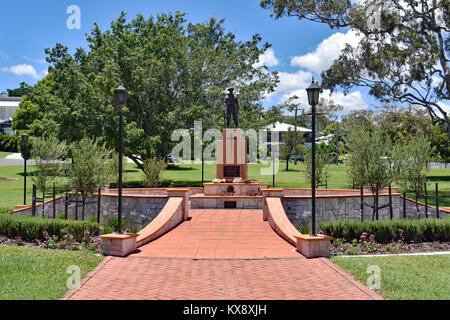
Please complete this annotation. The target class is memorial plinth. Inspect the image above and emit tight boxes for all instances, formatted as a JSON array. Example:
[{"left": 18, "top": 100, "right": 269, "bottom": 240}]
[{"left": 216, "top": 128, "right": 248, "bottom": 180}]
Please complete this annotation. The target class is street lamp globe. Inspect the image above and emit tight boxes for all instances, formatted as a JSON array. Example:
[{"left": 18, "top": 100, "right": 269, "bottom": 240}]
[
  {"left": 114, "top": 84, "right": 128, "bottom": 107},
  {"left": 306, "top": 78, "right": 321, "bottom": 107},
  {"left": 21, "top": 132, "right": 29, "bottom": 146}
]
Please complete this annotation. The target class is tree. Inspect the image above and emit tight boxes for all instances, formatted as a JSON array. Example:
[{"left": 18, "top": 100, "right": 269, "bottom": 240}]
[
  {"left": 301, "top": 143, "right": 332, "bottom": 188},
  {"left": 280, "top": 95, "right": 343, "bottom": 131},
  {"left": 280, "top": 128, "right": 303, "bottom": 171},
  {"left": 30, "top": 136, "right": 67, "bottom": 196},
  {"left": 68, "top": 137, "right": 114, "bottom": 215},
  {"left": 7, "top": 82, "right": 30, "bottom": 97},
  {"left": 345, "top": 127, "right": 394, "bottom": 220},
  {"left": 261, "top": 0, "right": 450, "bottom": 139},
  {"left": 392, "top": 134, "right": 434, "bottom": 196},
  {"left": 142, "top": 158, "right": 167, "bottom": 187},
  {"left": 14, "top": 12, "right": 278, "bottom": 172}
]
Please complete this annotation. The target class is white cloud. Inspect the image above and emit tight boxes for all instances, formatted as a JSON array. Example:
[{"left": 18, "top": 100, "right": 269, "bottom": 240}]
[
  {"left": 253, "top": 48, "right": 280, "bottom": 68},
  {"left": 280, "top": 88, "right": 368, "bottom": 113},
  {"left": 1, "top": 64, "right": 43, "bottom": 79},
  {"left": 437, "top": 101, "right": 450, "bottom": 117},
  {"left": 291, "top": 29, "right": 360, "bottom": 74},
  {"left": 277, "top": 70, "right": 313, "bottom": 92}
]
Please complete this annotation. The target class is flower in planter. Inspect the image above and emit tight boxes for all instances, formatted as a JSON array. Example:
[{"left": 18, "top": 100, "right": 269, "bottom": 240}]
[
  {"left": 360, "top": 232, "right": 368, "bottom": 240},
  {"left": 233, "top": 177, "right": 243, "bottom": 183}
]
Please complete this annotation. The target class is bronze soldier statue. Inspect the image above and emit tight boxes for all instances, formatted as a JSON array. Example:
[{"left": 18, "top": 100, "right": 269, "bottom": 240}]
[{"left": 225, "top": 88, "right": 239, "bottom": 128}]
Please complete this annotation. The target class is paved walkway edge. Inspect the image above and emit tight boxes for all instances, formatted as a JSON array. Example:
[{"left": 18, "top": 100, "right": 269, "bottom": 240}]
[
  {"left": 319, "top": 258, "right": 384, "bottom": 300},
  {"left": 61, "top": 256, "right": 114, "bottom": 300},
  {"left": 336, "top": 251, "right": 450, "bottom": 258}
]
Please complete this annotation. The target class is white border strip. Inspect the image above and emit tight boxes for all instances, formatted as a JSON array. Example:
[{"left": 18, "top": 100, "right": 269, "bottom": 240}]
[{"left": 336, "top": 251, "right": 450, "bottom": 258}]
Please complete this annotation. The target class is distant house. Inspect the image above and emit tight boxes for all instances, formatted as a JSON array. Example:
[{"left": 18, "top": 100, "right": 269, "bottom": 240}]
[
  {"left": 264, "top": 121, "right": 313, "bottom": 144},
  {"left": 0, "top": 97, "right": 22, "bottom": 135}
]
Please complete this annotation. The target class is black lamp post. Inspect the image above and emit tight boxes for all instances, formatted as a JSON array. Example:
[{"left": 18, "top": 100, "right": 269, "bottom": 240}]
[
  {"left": 21, "top": 133, "right": 29, "bottom": 205},
  {"left": 306, "top": 78, "right": 321, "bottom": 236},
  {"left": 114, "top": 84, "right": 128, "bottom": 234}
]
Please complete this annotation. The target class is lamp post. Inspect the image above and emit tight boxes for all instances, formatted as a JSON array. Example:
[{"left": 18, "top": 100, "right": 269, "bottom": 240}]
[
  {"left": 114, "top": 84, "right": 128, "bottom": 234},
  {"left": 21, "top": 133, "right": 29, "bottom": 205},
  {"left": 335, "top": 117, "right": 340, "bottom": 166},
  {"left": 306, "top": 78, "right": 321, "bottom": 236}
]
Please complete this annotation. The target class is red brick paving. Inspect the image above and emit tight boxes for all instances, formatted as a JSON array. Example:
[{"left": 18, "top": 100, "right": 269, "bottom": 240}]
[
  {"left": 65, "top": 256, "right": 381, "bottom": 300},
  {"left": 64, "top": 209, "right": 382, "bottom": 300},
  {"left": 132, "top": 209, "right": 300, "bottom": 259}
]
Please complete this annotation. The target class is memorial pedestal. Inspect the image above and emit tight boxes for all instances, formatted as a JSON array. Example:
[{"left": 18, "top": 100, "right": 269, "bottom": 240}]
[{"left": 216, "top": 128, "right": 248, "bottom": 180}]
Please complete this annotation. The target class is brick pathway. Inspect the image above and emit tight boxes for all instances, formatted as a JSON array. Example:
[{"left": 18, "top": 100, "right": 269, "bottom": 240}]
[
  {"left": 64, "top": 209, "right": 382, "bottom": 300},
  {"left": 132, "top": 209, "right": 300, "bottom": 259}
]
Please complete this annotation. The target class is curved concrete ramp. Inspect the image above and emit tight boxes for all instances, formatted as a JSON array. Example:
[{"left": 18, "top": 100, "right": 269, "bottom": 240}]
[
  {"left": 265, "top": 197, "right": 332, "bottom": 258},
  {"left": 132, "top": 209, "right": 301, "bottom": 259},
  {"left": 136, "top": 197, "right": 184, "bottom": 247}
]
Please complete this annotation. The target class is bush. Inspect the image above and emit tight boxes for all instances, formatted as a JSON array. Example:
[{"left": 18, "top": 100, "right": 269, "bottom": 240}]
[
  {"left": 100, "top": 217, "right": 126, "bottom": 234},
  {"left": 0, "top": 133, "right": 18, "bottom": 152},
  {"left": 0, "top": 214, "right": 99, "bottom": 242},
  {"left": 298, "top": 223, "right": 311, "bottom": 235},
  {"left": 319, "top": 219, "right": 450, "bottom": 243},
  {"left": 142, "top": 158, "right": 167, "bottom": 187}
]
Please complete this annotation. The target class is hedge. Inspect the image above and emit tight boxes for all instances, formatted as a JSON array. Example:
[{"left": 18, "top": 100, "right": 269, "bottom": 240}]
[
  {"left": 319, "top": 218, "right": 450, "bottom": 243},
  {"left": 0, "top": 214, "right": 99, "bottom": 242}
]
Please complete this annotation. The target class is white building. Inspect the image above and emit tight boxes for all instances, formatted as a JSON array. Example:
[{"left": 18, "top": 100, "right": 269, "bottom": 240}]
[
  {"left": 0, "top": 97, "right": 22, "bottom": 135},
  {"left": 264, "top": 121, "right": 313, "bottom": 143}
]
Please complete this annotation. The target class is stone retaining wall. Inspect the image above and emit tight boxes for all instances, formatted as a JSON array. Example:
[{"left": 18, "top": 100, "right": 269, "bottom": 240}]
[
  {"left": 282, "top": 195, "right": 447, "bottom": 229},
  {"left": 13, "top": 195, "right": 168, "bottom": 230}
]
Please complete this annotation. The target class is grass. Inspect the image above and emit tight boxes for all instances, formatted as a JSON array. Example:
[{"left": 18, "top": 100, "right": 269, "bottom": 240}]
[
  {"left": 0, "top": 152, "right": 12, "bottom": 159},
  {"left": 0, "top": 245, "right": 104, "bottom": 300},
  {"left": 331, "top": 255, "right": 450, "bottom": 300},
  {"left": 0, "top": 161, "right": 449, "bottom": 212}
]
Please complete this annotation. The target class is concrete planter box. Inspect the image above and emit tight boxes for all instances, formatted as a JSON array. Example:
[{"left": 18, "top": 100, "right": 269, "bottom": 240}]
[{"left": 100, "top": 233, "right": 139, "bottom": 257}]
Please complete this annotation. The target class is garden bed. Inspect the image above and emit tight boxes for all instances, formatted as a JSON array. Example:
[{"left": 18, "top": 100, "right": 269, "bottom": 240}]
[
  {"left": 0, "top": 229, "right": 102, "bottom": 254},
  {"left": 330, "top": 238, "right": 450, "bottom": 256}
]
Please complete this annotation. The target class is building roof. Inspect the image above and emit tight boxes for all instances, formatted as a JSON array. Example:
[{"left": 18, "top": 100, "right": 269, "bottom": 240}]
[
  {"left": 265, "top": 121, "right": 312, "bottom": 133},
  {"left": 0, "top": 96, "right": 22, "bottom": 107},
  {"left": 0, "top": 97, "right": 22, "bottom": 102}
]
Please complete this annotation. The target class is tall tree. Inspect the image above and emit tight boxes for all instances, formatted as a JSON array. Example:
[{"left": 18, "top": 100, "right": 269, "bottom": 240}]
[
  {"left": 345, "top": 126, "right": 394, "bottom": 220},
  {"left": 280, "top": 128, "right": 303, "bottom": 171},
  {"left": 14, "top": 12, "right": 278, "bottom": 171},
  {"left": 261, "top": 0, "right": 450, "bottom": 139}
]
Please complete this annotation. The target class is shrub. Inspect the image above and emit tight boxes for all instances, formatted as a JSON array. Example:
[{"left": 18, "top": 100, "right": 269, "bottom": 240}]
[
  {"left": 101, "top": 217, "right": 126, "bottom": 234},
  {"left": 298, "top": 223, "right": 311, "bottom": 235},
  {"left": 142, "top": 158, "right": 167, "bottom": 187},
  {"left": 0, "top": 214, "right": 99, "bottom": 242},
  {"left": 0, "top": 133, "right": 18, "bottom": 152},
  {"left": 319, "top": 219, "right": 450, "bottom": 243}
]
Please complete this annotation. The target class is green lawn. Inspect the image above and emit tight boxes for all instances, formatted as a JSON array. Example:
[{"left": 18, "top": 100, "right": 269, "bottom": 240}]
[
  {"left": 1, "top": 161, "right": 449, "bottom": 212},
  {"left": 0, "top": 152, "right": 12, "bottom": 159},
  {"left": 0, "top": 245, "right": 104, "bottom": 300},
  {"left": 331, "top": 255, "right": 450, "bottom": 300}
]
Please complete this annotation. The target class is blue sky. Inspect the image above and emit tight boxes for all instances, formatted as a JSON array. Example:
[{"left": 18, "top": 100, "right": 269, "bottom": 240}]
[{"left": 0, "top": 0, "right": 376, "bottom": 114}]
